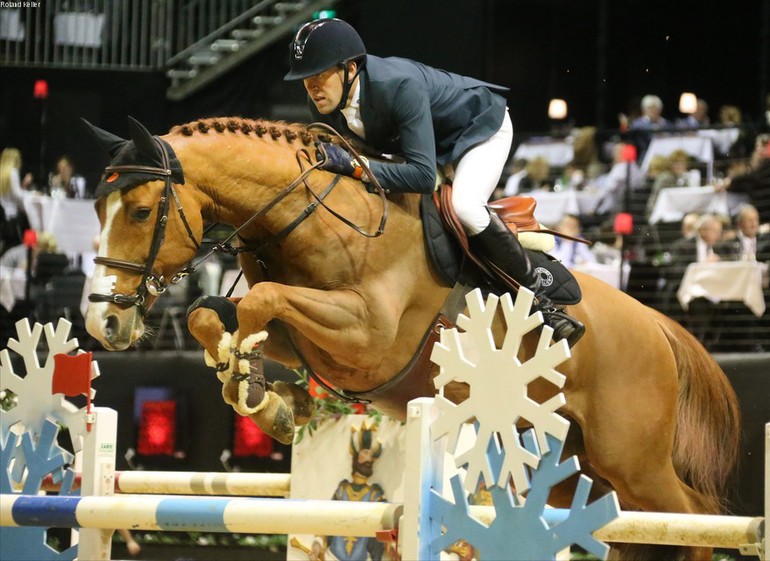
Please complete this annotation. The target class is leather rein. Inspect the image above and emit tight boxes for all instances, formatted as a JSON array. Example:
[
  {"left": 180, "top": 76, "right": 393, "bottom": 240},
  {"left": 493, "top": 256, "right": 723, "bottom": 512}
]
[{"left": 88, "top": 124, "right": 388, "bottom": 318}]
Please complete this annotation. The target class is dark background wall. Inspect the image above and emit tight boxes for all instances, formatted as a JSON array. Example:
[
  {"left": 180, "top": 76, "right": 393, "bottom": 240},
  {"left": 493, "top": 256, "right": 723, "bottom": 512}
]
[
  {"left": 88, "top": 350, "right": 768, "bottom": 518},
  {"left": 1, "top": 0, "right": 768, "bottom": 190}
]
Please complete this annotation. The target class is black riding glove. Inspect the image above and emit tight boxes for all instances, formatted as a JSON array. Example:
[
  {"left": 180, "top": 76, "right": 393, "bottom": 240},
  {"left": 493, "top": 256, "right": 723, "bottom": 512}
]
[{"left": 315, "top": 142, "right": 366, "bottom": 180}]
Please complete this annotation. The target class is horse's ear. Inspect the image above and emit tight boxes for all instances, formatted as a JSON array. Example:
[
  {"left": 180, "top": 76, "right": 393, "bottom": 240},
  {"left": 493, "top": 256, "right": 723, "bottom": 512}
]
[
  {"left": 80, "top": 118, "right": 127, "bottom": 158},
  {"left": 127, "top": 116, "right": 160, "bottom": 162}
]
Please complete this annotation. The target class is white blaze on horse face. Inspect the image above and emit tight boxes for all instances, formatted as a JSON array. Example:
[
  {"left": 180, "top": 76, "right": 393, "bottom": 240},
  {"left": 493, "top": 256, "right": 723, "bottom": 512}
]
[{"left": 85, "top": 191, "right": 122, "bottom": 336}]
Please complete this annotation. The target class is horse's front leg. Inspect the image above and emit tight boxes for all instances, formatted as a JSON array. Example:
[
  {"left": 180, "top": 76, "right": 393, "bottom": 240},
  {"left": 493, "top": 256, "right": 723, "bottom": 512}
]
[
  {"left": 235, "top": 281, "right": 396, "bottom": 372},
  {"left": 187, "top": 295, "right": 314, "bottom": 445}
]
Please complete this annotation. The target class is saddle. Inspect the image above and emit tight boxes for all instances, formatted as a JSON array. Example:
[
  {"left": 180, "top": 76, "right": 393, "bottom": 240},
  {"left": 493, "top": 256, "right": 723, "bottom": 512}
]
[{"left": 422, "top": 184, "right": 583, "bottom": 305}]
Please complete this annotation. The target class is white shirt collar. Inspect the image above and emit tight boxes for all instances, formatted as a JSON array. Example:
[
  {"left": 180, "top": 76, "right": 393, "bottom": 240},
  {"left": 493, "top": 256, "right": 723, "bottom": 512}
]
[{"left": 340, "top": 79, "right": 365, "bottom": 139}]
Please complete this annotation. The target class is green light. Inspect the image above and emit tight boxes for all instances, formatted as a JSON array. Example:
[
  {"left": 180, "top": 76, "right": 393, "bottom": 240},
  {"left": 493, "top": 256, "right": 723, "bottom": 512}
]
[{"left": 312, "top": 10, "right": 337, "bottom": 19}]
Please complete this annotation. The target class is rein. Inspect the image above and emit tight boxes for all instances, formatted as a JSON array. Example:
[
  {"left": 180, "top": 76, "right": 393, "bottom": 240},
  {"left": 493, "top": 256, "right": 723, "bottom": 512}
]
[{"left": 90, "top": 124, "right": 389, "bottom": 317}]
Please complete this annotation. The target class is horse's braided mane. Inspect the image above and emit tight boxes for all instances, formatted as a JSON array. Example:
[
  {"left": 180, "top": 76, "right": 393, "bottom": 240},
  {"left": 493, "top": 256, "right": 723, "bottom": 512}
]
[{"left": 169, "top": 117, "right": 333, "bottom": 146}]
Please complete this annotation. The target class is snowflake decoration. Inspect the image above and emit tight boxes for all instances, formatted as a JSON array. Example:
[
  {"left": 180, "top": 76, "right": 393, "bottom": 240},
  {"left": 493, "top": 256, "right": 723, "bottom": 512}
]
[
  {"left": 430, "top": 288, "right": 571, "bottom": 493},
  {"left": 430, "top": 430, "right": 620, "bottom": 561},
  {"left": 1, "top": 319, "right": 88, "bottom": 561},
  {"left": 1, "top": 318, "right": 99, "bottom": 453},
  {"left": 1, "top": 418, "right": 79, "bottom": 561}
]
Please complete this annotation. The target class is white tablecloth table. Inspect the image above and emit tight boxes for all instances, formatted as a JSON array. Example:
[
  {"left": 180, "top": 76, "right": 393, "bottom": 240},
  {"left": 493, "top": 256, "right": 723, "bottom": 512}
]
[
  {"left": 640, "top": 135, "right": 714, "bottom": 182},
  {"left": 573, "top": 262, "right": 631, "bottom": 290},
  {"left": 0, "top": 266, "right": 27, "bottom": 312},
  {"left": 641, "top": 135, "right": 714, "bottom": 169},
  {"left": 514, "top": 141, "right": 574, "bottom": 167},
  {"left": 525, "top": 190, "right": 607, "bottom": 227},
  {"left": 677, "top": 261, "right": 768, "bottom": 317},
  {"left": 697, "top": 128, "right": 740, "bottom": 155},
  {"left": 647, "top": 186, "right": 727, "bottom": 224}
]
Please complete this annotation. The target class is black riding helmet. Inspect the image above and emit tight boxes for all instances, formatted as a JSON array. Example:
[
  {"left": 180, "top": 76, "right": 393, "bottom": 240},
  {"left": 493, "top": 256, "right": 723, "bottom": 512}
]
[{"left": 284, "top": 18, "right": 366, "bottom": 111}]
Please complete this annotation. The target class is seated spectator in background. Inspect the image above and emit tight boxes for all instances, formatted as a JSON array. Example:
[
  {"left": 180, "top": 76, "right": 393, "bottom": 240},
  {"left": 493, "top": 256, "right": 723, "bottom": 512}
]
[
  {"left": 549, "top": 215, "right": 596, "bottom": 269},
  {"left": 569, "top": 126, "right": 600, "bottom": 172},
  {"left": 629, "top": 95, "right": 672, "bottom": 159},
  {"left": 49, "top": 155, "right": 87, "bottom": 199},
  {"left": 681, "top": 212, "right": 700, "bottom": 240},
  {"left": 718, "top": 204, "right": 769, "bottom": 261},
  {"left": 0, "top": 231, "right": 64, "bottom": 281},
  {"left": 662, "top": 214, "right": 726, "bottom": 346},
  {"left": 630, "top": 95, "right": 671, "bottom": 131},
  {"left": 592, "top": 142, "right": 646, "bottom": 216},
  {"left": 502, "top": 158, "right": 528, "bottom": 196},
  {"left": 719, "top": 104, "right": 742, "bottom": 127},
  {"left": 676, "top": 98, "right": 710, "bottom": 129},
  {"left": 646, "top": 149, "right": 701, "bottom": 219},
  {"left": 723, "top": 134, "right": 770, "bottom": 225},
  {"left": 517, "top": 157, "right": 552, "bottom": 193},
  {"left": 0, "top": 147, "right": 33, "bottom": 253}
]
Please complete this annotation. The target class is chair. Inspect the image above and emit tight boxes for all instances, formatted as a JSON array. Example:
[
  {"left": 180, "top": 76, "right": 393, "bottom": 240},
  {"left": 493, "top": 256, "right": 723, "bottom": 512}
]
[{"left": 40, "top": 273, "right": 86, "bottom": 323}]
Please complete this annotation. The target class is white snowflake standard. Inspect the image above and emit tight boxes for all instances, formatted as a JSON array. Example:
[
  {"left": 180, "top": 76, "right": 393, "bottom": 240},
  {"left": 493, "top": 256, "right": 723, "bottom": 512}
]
[
  {"left": 1, "top": 318, "right": 99, "bottom": 453},
  {"left": 429, "top": 288, "right": 571, "bottom": 493}
]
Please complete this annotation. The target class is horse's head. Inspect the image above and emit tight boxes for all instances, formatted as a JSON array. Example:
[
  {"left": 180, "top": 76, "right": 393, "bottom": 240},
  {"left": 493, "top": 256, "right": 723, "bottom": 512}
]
[{"left": 83, "top": 117, "right": 202, "bottom": 350}]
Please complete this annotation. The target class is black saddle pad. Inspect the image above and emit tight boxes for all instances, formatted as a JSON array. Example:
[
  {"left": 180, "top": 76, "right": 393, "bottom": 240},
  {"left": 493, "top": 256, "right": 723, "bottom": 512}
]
[
  {"left": 526, "top": 249, "right": 582, "bottom": 306},
  {"left": 420, "top": 194, "right": 463, "bottom": 287},
  {"left": 420, "top": 194, "right": 582, "bottom": 305}
]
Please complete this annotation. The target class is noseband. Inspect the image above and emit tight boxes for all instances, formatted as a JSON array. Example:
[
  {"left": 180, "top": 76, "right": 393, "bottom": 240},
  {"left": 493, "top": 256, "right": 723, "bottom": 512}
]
[{"left": 88, "top": 137, "right": 199, "bottom": 316}]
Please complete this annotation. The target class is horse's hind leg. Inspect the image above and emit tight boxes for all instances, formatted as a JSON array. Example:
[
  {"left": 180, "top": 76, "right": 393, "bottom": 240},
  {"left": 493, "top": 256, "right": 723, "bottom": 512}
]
[{"left": 578, "top": 400, "right": 714, "bottom": 561}]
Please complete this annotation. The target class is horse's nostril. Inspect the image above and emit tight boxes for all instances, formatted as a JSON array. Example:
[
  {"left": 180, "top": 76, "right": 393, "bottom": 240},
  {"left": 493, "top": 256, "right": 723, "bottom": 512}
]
[{"left": 104, "top": 315, "right": 120, "bottom": 341}]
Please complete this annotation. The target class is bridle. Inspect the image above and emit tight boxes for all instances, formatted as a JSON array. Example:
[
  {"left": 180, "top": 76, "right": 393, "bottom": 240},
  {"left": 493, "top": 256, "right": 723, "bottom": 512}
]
[
  {"left": 88, "top": 124, "right": 388, "bottom": 318},
  {"left": 88, "top": 136, "right": 199, "bottom": 316}
]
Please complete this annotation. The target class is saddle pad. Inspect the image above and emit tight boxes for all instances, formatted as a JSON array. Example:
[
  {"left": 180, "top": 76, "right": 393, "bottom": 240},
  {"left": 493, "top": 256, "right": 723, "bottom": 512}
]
[
  {"left": 420, "top": 193, "right": 463, "bottom": 286},
  {"left": 527, "top": 250, "right": 582, "bottom": 306}
]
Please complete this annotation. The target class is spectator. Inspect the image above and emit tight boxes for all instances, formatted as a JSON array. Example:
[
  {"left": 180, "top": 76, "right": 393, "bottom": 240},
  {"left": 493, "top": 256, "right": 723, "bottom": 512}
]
[
  {"left": 49, "top": 155, "right": 87, "bottom": 199},
  {"left": 719, "top": 105, "right": 742, "bottom": 127},
  {"left": 662, "top": 214, "right": 726, "bottom": 345},
  {"left": 681, "top": 212, "right": 700, "bottom": 240},
  {"left": 517, "top": 157, "right": 552, "bottom": 193},
  {"left": 549, "top": 215, "right": 596, "bottom": 269},
  {"left": 723, "top": 134, "right": 770, "bottom": 225},
  {"left": 502, "top": 158, "right": 528, "bottom": 196},
  {"left": 629, "top": 95, "right": 672, "bottom": 159},
  {"left": 677, "top": 98, "right": 710, "bottom": 129},
  {"left": 718, "top": 204, "right": 768, "bottom": 261},
  {"left": 592, "top": 142, "right": 646, "bottom": 216},
  {"left": 630, "top": 95, "right": 671, "bottom": 131},
  {"left": 646, "top": 149, "right": 701, "bottom": 220},
  {"left": 0, "top": 148, "right": 33, "bottom": 252}
]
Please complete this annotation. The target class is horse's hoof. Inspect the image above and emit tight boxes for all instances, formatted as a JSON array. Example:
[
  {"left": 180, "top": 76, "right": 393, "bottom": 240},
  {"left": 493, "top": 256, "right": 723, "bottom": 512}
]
[
  {"left": 249, "top": 391, "right": 296, "bottom": 445},
  {"left": 272, "top": 380, "right": 316, "bottom": 426}
]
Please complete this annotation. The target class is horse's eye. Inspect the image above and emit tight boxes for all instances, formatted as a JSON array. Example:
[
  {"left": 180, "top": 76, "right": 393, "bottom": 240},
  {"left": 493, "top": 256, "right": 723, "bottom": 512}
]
[{"left": 132, "top": 208, "right": 152, "bottom": 222}]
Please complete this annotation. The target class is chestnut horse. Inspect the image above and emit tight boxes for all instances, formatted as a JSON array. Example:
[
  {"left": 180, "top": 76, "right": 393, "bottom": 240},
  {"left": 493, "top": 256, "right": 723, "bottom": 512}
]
[{"left": 84, "top": 117, "right": 739, "bottom": 560}]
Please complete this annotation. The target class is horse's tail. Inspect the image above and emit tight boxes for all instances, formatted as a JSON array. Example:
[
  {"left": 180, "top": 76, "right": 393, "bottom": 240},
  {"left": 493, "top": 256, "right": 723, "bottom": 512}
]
[{"left": 658, "top": 314, "right": 741, "bottom": 513}]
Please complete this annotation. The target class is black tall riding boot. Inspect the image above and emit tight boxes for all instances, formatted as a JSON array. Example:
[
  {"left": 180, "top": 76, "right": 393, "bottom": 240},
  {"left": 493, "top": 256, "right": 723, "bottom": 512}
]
[{"left": 469, "top": 213, "right": 585, "bottom": 347}]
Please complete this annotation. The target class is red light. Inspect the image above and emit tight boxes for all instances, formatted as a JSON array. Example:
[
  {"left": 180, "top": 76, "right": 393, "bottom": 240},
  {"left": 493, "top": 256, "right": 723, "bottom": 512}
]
[
  {"left": 33, "top": 80, "right": 48, "bottom": 99},
  {"left": 620, "top": 144, "right": 637, "bottom": 163},
  {"left": 233, "top": 415, "right": 273, "bottom": 458},
  {"left": 613, "top": 212, "right": 634, "bottom": 235},
  {"left": 22, "top": 229, "right": 37, "bottom": 248},
  {"left": 138, "top": 400, "right": 176, "bottom": 456}
]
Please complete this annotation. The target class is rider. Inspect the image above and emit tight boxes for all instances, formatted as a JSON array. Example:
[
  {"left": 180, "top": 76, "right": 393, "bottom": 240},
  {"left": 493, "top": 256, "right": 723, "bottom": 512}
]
[{"left": 284, "top": 18, "right": 584, "bottom": 347}]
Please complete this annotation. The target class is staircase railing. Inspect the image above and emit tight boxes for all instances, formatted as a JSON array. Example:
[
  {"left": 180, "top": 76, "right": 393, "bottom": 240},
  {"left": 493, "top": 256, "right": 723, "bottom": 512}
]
[
  {"left": 0, "top": 0, "right": 337, "bottom": 99},
  {"left": 0, "top": 0, "right": 173, "bottom": 71}
]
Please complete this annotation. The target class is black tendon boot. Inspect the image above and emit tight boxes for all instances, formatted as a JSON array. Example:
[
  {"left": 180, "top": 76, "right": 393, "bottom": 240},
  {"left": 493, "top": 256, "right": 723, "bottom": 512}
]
[{"left": 469, "top": 213, "right": 585, "bottom": 347}]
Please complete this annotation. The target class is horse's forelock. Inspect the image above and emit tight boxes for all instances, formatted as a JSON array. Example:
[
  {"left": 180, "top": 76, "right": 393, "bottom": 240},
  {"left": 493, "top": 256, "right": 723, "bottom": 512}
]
[{"left": 169, "top": 118, "right": 320, "bottom": 146}]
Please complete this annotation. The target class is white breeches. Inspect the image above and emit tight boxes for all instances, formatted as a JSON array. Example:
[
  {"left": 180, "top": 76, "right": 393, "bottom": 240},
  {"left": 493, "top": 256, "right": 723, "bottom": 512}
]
[{"left": 451, "top": 110, "right": 513, "bottom": 235}]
